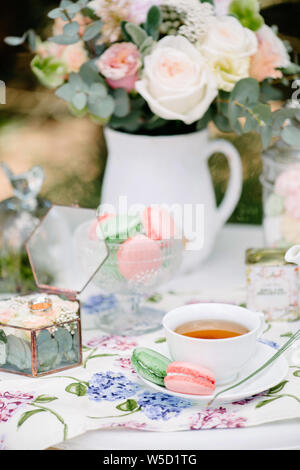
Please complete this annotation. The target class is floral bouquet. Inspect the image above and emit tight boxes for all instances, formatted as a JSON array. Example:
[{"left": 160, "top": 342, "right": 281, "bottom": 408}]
[{"left": 5, "top": 0, "right": 300, "bottom": 147}]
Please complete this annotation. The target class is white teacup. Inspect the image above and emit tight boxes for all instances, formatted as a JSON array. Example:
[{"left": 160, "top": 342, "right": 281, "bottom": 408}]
[{"left": 163, "top": 303, "right": 265, "bottom": 385}]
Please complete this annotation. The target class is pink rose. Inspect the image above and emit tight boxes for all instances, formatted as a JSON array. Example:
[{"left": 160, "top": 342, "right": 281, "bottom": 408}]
[
  {"left": 36, "top": 40, "right": 88, "bottom": 74},
  {"left": 61, "top": 41, "right": 89, "bottom": 73},
  {"left": 96, "top": 43, "right": 141, "bottom": 92},
  {"left": 250, "top": 25, "right": 290, "bottom": 82}
]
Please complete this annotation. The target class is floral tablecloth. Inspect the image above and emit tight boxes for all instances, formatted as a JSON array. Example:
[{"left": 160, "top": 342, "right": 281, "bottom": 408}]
[{"left": 0, "top": 290, "right": 300, "bottom": 450}]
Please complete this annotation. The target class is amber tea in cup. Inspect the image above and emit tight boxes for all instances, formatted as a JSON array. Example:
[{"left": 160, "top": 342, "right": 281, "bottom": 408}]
[{"left": 175, "top": 319, "right": 249, "bottom": 340}]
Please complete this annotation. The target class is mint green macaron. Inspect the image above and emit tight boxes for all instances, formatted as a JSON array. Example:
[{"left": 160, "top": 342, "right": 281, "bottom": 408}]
[{"left": 131, "top": 347, "right": 171, "bottom": 386}]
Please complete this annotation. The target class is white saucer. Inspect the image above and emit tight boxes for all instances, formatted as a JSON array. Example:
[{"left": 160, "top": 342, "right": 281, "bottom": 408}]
[{"left": 137, "top": 342, "right": 288, "bottom": 405}]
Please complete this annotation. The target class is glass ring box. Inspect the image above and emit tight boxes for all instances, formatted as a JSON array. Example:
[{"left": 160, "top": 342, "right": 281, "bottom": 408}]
[{"left": 0, "top": 205, "right": 108, "bottom": 377}]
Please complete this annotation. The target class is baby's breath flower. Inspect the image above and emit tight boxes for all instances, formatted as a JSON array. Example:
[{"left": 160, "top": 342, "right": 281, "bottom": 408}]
[{"left": 161, "top": 0, "right": 215, "bottom": 43}]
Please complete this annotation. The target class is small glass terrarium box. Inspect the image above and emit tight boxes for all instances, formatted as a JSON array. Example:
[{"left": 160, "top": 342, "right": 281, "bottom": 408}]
[{"left": 0, "top": 205, "right": 108, "bottom": 377}]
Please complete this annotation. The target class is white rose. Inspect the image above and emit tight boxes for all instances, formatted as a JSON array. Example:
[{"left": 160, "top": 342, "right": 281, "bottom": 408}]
[
  {"left": 135, "top": 36, "right": 218, "bottom": 125},
  {"left": 200, "top": 16, "right": 258, "bottom": 59},
  {"left": 208, "top": 55, "right": 250, "bottom": 92}
]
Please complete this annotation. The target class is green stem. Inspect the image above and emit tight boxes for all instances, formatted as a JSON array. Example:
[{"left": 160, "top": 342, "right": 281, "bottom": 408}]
[
  {"left": 83, "top": 348, "right": 97, "bottom": 368},
  {"left": 83, "top": 350, "right": 119, "bottom": 368},
  {"left": 46, "top": 375, "right": 89, "bottom": 386},
  {"left": 265, "top": 393, "right": 300, "bottom": 404},
  {"left": 234, "top": 100, "right": 264, "bottom": 127},
  {"left": 31, "top": 403, "right": 68, "bottom": 441},
  {"left": 87, "top": 407, "right": 141, "bottom": 420}
]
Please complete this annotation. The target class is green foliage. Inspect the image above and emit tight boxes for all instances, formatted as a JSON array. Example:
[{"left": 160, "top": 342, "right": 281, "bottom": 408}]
[
  {"left": 6, "top": 335, "right": 32, "bottom": 371},
  {"left": 0, "top": 330, "right": 7, "bottom": 344},
  {"left": 49, "top": 21, "right": 80, "bottom": 45},
  {"left": 48, "top": 0, "right": 88, "bottom": 21},
  {"left": 65, "top": 382, "right": 87, "bottom": 396},
  {"left": 56, "top": 67, "right": 116, "bottom": 120},
  {"left": 125, "top": 23, "right": 148, "bottom": 47},
  {"left": 145, "top": 6, "right": 162, "bottom": 40},
  {"left": 229, "top": 0, "right": 264, "bottom": 31},
  {"left": 17, "top": 409, "right": 46, "bottom": 428},
  {"left": 82, "top": 20, "right": 103, "bottom": 41},
  {"left": 112, "top": 88, "right": 130, "bottom": 118},
  {"left": 116, "top": 399, "right": 139, "bottom": 412},
  {"left": 4, "top": 0, "right": 300, "bottom": 146},
  {"left": 5, "top": 29, "right": 37, "bottom": 51},
  {"left": 210, "top": 78, "right": 300, "bottom": 150},
  {"left": 31, "top": 55, "right": 67, "bottom": 88},
  {"left": 34, "top": 395, "right": 58, "bottom": 403}
]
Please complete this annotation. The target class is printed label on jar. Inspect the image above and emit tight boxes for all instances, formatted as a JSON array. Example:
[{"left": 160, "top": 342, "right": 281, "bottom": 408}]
[{"left": 246, "top": 265, "right": 300, "bottom": 321}]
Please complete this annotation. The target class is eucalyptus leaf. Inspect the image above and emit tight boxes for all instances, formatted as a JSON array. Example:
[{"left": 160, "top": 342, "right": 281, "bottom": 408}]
[
  {"left": 82, "top": 20, "right": 103, "bottom": 41},
  {"left": 213, "top": 114, "right": 232, "bottom": 133},
  {"left": 113, "top": 88, "right": 130, "bottom": 118},
  {"left": 260, "top": 125, "right": 273, "bottom": 149},
  {"left": 50, "top": 33, "right": 79, "bottom": 45},
  {"left": 56, "top": 83, "right": 74, "bottom": 102},
  {"left": 4, "top": 34, "right": 27, "bottom": 46},
  {"left": 125, "top": 23, "right": 148, "bottom": 48},
  {"left": 27, "top": 29, "right": 37, "bottom": 51},
  {"left": 69, "top": 72, "right": 84, "bottom": 91},
  {"left": 79, "top": 61, "right": 104, "bottom": 85},
  {"left": 37, "top": 330, "right": 59, "bottom": 372},
  {"left": 230, "top": 78, "right": 260, "bottom": 106},
  {"left": 281, "top": 126, "right": 300, "bottom": 147},
  {"left": 64, "top": 21, "right": 80, "bottom": 36},
  {"left": 88, "top": 95, "right": 115, "bottom": 118},
  {"left": 48, "top": 8, "right": 64, "bottom": 19},
  {"left": 7, "top": 335, "right": 31, "bottom": 371},
  {"left": 89, "top": 82, "right": 107, "bottom": 99},
  {"left": 55, "top": 328, "right": 73, "bottom": 353},
  {"left": 72, "top": 91, "right": 87, "bottom": 110}
]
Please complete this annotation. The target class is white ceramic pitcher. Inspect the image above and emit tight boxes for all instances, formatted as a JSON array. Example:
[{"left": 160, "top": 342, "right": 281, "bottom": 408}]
[{"left": 101, "top": 128, "right": 243, "bottom": 272}]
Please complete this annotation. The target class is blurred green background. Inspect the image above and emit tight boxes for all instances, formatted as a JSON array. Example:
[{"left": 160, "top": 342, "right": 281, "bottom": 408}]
[{"left": 0, "top": 0, "right": 300, "bottom": 223}]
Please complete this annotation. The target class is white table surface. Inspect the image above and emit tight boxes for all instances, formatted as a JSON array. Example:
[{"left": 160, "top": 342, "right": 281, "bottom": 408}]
[{"left": 58, "top": 224, "right": 300, "bottom": 450}]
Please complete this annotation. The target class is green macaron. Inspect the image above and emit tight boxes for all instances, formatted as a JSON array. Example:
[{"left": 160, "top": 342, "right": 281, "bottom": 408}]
[{"left": 131, "top": 347, "right": 171, "bottom": 386}]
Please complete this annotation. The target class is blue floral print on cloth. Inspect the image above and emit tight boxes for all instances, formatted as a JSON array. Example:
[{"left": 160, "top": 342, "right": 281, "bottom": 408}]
[
  {"left": 82, "top": 294, "right": 117, "bottom": 315},
  {"left": 136, "top": 391, "right": 192, "bottom": 421},
  {"left": 87, "top": 371, "right": 192, "bottom": 421},
  {"left": 87, "top": 372, "right": 141, "bottom": 402}
]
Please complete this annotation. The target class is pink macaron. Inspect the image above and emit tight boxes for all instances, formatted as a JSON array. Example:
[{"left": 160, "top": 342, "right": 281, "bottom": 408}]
[
  {"left": 142, "top": 206, "right": 176, "bottom": 241},
  {"left": 117, "top": 234, "right": 162, "bottom": 280},
  {"left": 164, "top": 361, "right": 216, "bottom": 396}
]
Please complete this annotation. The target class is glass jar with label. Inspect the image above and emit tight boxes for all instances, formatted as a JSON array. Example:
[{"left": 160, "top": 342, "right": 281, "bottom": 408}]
[
  {"left": 246, "top": 248, "right": 300, "bottom": 321},
  {"left": 261, "top": 108, "right": 300, "bottom": 248}
]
